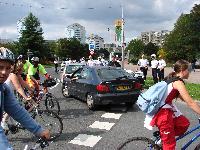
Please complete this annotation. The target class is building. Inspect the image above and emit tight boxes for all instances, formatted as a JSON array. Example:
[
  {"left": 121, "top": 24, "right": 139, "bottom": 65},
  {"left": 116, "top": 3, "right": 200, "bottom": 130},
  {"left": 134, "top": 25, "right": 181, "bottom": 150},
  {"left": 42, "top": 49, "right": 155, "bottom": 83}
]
[
  {"left": 140, "top": 30, "right": 170, "bottom": 46},
  {"left": 65, "top": 23, "right": 86, "bottom": 43},
  {"left": 86, "top": 34, "right": 104, "bottom": 50}
]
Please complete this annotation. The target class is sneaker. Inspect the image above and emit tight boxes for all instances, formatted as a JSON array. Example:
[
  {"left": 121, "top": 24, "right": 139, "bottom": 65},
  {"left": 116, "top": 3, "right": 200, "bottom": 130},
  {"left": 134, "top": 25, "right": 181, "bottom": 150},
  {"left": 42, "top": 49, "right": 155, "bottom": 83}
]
[{"left": 1, "top": 121, "right": 9, "bottom": 131}]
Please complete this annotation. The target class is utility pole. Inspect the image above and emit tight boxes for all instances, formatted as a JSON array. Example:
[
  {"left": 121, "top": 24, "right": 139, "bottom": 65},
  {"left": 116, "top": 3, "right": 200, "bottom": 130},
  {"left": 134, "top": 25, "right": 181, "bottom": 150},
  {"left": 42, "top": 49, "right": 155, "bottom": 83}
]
[{"left": 121, "top": 4, "right": 125, "bottom": 69}]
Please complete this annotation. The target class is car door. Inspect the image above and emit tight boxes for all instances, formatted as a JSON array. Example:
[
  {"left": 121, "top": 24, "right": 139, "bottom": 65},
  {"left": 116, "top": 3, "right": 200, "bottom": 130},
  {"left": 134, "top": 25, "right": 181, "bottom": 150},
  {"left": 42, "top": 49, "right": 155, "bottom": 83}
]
[
  {"left": 76, "top": 68, "right": 92, "bottom": 100},
  {"left": 68, "top": 68, "right": 83, "bottom": 96}
]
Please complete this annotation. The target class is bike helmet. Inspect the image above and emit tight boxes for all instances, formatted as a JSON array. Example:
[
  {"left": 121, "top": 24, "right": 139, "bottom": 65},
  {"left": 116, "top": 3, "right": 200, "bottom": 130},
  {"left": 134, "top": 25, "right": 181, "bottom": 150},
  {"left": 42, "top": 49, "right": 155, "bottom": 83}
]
[
  {"left": 31, "top": 57, "right": 39, "bottom": 62},
  {"left": 0, "top": 47, "right": 15, "bottom": 63},
  {"left": 17, "top": 54, "right": 26, "bottom": 60}
]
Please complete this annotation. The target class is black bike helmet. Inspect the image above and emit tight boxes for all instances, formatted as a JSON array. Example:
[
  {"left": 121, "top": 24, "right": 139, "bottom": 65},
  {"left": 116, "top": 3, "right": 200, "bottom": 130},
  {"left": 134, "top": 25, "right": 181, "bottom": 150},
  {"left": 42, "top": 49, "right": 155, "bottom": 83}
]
[{"left": 0, "top": 47, "right": 15, "bottom": 63}]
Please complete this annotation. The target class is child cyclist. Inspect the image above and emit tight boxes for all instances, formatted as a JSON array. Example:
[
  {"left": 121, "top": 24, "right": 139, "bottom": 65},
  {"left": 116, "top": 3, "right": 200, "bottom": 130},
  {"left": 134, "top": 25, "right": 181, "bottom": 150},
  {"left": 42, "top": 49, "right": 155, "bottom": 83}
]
[
  {"left": 0, "top": 47, "right": 50, "bottom": 149},
  {"left": 144, "top": 59, "right": 200, "bottom": 150}
]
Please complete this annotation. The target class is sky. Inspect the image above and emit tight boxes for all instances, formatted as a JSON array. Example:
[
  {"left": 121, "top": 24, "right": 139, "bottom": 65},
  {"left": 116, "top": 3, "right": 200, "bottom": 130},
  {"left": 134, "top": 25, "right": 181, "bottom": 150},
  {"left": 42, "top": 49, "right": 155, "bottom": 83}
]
[{"left": 0, "top": 0, "right": 200, "bottom": 43}]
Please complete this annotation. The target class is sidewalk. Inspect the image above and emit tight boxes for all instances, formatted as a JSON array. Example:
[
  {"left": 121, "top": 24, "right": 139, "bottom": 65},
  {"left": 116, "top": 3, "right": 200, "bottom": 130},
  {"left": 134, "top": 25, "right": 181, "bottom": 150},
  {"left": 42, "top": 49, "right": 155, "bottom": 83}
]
[{"left": 124, "top": 61, "right": 200, "bottom": 84}]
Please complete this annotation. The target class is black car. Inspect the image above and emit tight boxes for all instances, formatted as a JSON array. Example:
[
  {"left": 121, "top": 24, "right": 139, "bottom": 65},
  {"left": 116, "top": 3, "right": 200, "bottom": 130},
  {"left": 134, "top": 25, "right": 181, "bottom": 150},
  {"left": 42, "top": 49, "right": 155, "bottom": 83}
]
[{"left": 62, "top": 66, "right": 142, "bottom": 110}]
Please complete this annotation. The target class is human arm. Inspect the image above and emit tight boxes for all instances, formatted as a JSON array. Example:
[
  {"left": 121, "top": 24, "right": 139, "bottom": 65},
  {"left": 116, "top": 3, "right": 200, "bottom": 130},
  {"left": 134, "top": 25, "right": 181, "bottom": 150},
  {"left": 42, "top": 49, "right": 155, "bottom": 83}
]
[
  {"left": 4, "top": 84, "right": 50, "bottom": 139},
  {"left": 18, "top": 74, "right": 34, "bottom": 93},
  {"left": 10, "top": 73, "right": 30, "bottom": 101},
  {"left": 173, "top": 80, "right": 200, "bottom": 114}
]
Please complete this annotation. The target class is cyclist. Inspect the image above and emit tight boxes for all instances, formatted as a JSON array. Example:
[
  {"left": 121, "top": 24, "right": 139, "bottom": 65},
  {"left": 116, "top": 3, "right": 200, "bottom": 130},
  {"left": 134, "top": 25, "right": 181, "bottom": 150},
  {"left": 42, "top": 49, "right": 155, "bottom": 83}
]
[
  {"left": 144, "top": 59, "right": 200, "bottom": 150},
  {"left": 0, "top": 47, "right": 50, "bottom": 149},
  {"left": 16, "top": 54, "right": 32, "bottom": 80},
  {"left": 2, "top": 60, "right": 34, "bottom": 130},
  {"left": 26, "top": 56, "right": 51, "bottom": 92}
]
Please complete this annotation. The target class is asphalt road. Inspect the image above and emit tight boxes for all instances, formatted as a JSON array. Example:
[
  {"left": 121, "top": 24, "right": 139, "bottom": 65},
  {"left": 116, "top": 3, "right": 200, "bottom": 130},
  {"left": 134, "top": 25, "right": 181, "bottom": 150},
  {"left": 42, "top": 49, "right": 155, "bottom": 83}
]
[{"left": 9, "top": 67, "right": 200, "bottom": 150}]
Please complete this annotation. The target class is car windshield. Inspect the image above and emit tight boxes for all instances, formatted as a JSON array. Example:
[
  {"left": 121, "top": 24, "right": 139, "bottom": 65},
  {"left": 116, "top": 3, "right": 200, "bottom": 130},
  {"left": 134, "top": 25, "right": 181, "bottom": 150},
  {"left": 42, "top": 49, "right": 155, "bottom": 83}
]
[
  {"left": 97, "top": 68, "right": 132, "bottom": 80},
  {"left": 65, "top": 65, "right": 84, "bottom": 74}
]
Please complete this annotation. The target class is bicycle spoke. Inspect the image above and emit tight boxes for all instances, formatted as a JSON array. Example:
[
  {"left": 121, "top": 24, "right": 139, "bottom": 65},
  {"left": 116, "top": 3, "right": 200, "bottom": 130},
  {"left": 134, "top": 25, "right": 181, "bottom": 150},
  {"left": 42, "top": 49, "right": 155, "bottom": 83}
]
[
  {"left": 34, "top": 110, "right": 63, "bottom": 141},
  {"left": 45, "top": 93, "right": 60, "bottom": 115}
]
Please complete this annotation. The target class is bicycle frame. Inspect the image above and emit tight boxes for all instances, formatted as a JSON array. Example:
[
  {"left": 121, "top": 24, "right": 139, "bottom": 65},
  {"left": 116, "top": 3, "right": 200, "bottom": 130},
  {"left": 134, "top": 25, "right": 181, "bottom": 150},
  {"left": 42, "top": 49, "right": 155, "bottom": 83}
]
[{"left": 176, "top": 120, "right": 200, "bottom": 150}]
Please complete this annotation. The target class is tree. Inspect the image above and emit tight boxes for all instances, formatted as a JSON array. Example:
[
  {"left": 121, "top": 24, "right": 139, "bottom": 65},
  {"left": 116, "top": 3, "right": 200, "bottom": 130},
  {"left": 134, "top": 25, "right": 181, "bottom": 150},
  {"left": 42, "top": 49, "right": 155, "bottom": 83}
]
[
  {"left": 56, "top": 38, "right": 88, "bottom": 60},
  {"left": 18, "top": 13, "right": 45, "bottom": 58},
  {"left": 164, "top": 4, "right": 200, "bottom": 62},
  {"left": 126, "top": 39, "right": 145, "bottom": 57},
  {"left": 143, "top": 42, "right": 159, "bottom": 56}
]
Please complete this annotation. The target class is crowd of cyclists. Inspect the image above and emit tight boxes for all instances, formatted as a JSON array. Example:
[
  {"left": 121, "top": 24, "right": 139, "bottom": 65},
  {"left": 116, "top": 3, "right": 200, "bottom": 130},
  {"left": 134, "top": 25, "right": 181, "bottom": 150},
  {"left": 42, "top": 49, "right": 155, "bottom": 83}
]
[{"left": 0, "top": 47, "right": 52, "bottom": 149}]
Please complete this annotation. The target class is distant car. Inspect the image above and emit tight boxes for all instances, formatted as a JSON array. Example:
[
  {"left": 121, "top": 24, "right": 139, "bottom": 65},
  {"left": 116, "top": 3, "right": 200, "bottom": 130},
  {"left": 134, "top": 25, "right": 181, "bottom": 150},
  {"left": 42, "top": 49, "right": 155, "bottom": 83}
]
[
  {"left": 62, "top": 66, "right": 142, "bottom": 110},
  {"left": 125, "top": 69, "right": 144, "bottom": 84},
  {"left": 61, "top": 63, "right": 86, "bottom": 90}
]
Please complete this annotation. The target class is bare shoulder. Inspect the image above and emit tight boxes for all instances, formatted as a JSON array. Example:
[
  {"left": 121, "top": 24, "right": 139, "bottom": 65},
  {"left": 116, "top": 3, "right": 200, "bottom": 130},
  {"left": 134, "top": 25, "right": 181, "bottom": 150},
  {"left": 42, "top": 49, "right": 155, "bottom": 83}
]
[{"left": 173, "top": 80, "right": 185, "bottom": 90}]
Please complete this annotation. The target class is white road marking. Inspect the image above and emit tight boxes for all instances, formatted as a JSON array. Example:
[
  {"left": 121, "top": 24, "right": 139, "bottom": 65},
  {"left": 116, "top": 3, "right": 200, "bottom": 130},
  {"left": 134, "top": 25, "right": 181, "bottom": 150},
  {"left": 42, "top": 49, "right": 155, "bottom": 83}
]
[
  {"left": 49, "top": 82, "right": 59, "bottom": 90},
  {"left": 101, "top": 113, "right": 122, "bottom": 119},
  {"left": 89, "top": 121, "right": 115, "bottom": 130},
  {"left": 69, "top": 134, "right": 102, "bottom": 147}
]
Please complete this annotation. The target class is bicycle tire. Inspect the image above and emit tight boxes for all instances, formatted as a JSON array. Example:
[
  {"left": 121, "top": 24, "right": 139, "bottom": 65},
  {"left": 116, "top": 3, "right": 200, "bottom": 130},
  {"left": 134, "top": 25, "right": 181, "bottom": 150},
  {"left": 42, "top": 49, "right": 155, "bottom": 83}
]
[
  {"left": 45, "top": 93, "right": 60, "bottom": 115},
  {"left": 117, "top": 137, "right": 161, "bottom": 150},
  {"left": 195, "top": 143, "right": 200, "bottom": 150},
  {"left": 32, "top": 110, "right": 63, "bottom": 141}
]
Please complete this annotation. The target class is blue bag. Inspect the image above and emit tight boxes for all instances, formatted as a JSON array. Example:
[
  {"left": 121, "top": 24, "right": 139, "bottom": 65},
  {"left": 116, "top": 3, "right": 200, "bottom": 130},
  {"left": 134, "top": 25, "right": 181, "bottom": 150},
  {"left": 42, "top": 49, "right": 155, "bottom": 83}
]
[{"left": 136, "top": 77, "right": 182, "bottom": 116}]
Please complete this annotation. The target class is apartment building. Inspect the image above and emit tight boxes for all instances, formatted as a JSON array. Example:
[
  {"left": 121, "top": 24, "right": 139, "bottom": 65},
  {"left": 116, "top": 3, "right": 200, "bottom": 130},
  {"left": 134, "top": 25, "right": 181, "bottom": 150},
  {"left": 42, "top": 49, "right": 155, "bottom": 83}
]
[
  {"left": 87, "top": 34, "right": 104, "bottom": 50},
  {"left": 65, "top": 23, "right": 86, "bottom": 43},
  {"left": 140, "top": 30, "right": 170, "bottom": 46}
]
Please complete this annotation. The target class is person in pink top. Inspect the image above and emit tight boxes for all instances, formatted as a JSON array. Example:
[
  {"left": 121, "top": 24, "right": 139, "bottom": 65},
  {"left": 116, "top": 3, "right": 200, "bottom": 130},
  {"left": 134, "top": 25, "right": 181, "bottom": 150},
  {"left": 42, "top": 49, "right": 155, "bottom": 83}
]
[{"left": 144, "top": 59, "right": 200, "bottom": 150}]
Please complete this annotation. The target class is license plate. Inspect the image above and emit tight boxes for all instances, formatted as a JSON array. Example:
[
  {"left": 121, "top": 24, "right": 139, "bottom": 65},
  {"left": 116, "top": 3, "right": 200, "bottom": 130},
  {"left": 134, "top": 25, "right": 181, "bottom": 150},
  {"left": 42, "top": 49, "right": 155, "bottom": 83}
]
[{"left": 116, "top": 85, "right": 130, "bottom": 91}]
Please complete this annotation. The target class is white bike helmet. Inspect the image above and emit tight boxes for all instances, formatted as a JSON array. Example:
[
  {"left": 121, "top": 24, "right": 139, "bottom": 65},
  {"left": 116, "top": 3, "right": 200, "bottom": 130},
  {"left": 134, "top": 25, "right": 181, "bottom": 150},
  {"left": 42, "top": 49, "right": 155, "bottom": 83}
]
[
  {"left": 31, "top": 56, "right": 39, "bottom": 62},
  {"left": 0, "top": 47, "right": 15, "bottom": 63}
]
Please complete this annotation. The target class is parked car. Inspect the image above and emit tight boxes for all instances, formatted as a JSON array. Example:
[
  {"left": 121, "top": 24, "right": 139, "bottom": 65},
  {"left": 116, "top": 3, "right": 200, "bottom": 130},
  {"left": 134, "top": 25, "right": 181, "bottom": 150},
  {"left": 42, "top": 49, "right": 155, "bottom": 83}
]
[
  {"left": 125, "top": 69, "right": 144, "bottom": 84},
  {"left": 62, "top": 66, "right": 142, "bottom": 110}
]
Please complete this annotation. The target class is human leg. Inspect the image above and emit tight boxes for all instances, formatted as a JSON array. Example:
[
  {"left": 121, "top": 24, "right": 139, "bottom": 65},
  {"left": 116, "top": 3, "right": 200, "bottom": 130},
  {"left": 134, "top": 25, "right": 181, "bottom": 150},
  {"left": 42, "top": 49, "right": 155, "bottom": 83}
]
[
  {"left": 155, "top": 109, "right": 176, "bottom": 150},
  {"left": 0, "top": 127, "right": 13, "bottom": 149},
  {"left": 174, "top": 115, "right": 190, "bottom": 136}
]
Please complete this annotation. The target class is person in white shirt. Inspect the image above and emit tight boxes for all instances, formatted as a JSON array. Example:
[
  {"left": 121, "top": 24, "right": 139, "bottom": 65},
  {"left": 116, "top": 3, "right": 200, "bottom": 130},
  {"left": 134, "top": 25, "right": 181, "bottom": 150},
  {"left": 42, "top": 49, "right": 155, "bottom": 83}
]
[
  {"left": 150, "top": 54, "right": 159, "bottom": 84},
  {"left": 137, "top": 54, "right": 149, "bottom": 80},
  {"left": 54, "top": 58, "right": 59, "bottom": 73},
  {"left": 87, "top": 55, "right": 96, "bottom": 67},
  {"left": 158, "top": 55, "right": 166, "bottom": 82}
]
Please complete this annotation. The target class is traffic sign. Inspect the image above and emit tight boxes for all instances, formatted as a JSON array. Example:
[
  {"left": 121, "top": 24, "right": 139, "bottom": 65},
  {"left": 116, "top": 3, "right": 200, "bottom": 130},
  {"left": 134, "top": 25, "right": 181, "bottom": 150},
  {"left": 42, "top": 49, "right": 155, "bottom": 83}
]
[{"left": 89, "top": 40, "right": 95, "bottom": 50}]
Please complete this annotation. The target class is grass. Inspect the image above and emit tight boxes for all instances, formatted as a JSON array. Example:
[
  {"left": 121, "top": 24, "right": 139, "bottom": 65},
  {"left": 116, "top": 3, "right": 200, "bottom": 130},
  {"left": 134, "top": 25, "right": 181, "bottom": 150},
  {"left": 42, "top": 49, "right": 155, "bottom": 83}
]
[{"left": 143, "top": 77, "right": 200, "bottom": 100}]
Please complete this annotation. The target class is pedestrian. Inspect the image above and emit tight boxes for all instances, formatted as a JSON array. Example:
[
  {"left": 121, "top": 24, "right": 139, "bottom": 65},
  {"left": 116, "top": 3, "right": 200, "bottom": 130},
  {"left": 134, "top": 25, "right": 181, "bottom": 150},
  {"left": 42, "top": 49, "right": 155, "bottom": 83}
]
[
  {"left": 87, "top": 55, "right": 96, "bottom": 66},
  {"left": 191, "top": 57, "right": 197, "bottom": 72},
  {"left": 54, "top": 58, "right": 59, "bottom": 73},
  {"left": 108, "top": 55, "right": 121, "bottom": 67},
  {"left": 157, "top": 55, "right": 166, "bottom": 82},
  {"left": 150, "top": 54, "right": 159, "bottom": 84},
  {"left": 144, "top": 59, "right": 200, "bottom": 150},
  {"left": 137, "top": 54, "right": 149, "bottom": 80}
]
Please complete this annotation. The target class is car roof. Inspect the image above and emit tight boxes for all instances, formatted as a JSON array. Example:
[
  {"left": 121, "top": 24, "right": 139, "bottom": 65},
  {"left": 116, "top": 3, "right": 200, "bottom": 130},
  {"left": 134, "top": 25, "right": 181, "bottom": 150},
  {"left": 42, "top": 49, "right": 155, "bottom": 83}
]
[{"left": 67, "top": 63, "right": 86, "bottom": 66}]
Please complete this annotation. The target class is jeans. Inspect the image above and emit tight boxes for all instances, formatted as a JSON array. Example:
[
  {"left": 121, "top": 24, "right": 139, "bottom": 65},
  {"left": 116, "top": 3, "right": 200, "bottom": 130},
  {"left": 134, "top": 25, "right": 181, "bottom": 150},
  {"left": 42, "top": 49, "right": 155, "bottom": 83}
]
[{"left": 0, "top": 127, "right": 13, "bottom": 150}]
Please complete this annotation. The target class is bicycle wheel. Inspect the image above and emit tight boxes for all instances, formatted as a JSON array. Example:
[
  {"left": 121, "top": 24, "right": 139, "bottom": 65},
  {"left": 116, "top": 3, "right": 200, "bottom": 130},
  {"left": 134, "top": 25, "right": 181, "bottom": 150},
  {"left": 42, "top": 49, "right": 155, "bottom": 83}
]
[
  {"left": 195, "top": 143, "right": 200, "bottom": 150},
  {"left": 45, "top": 93, "right": 60, "bottom": 115},
  {"left": 117, "top": 137, "right": 161, "bottom": 150},
  {"left": 32, "top": 110, "right": 63, "bottom": 141}
]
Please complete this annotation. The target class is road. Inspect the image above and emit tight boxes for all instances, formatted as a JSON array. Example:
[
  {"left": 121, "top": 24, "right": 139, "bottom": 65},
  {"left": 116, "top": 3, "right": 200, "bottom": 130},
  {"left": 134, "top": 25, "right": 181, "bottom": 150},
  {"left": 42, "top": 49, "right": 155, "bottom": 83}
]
[{"left": 9, "top": 67, "right": 200, "bottom": 150}]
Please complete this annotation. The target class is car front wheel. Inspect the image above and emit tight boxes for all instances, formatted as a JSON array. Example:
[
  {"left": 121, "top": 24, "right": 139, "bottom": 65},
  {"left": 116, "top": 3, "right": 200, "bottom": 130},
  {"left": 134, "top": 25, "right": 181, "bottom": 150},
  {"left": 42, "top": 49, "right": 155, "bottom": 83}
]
[
  {"left": 86, "top": 94, "right": 95, "bottom": 110},
  {"left": 62, "top": 85, "right": 71, "bottom": 98}
]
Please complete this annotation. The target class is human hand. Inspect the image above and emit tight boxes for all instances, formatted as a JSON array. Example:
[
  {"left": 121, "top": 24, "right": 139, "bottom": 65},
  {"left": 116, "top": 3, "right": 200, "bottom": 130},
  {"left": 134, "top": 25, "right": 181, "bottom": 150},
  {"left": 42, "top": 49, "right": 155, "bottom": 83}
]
[
  {"left": 39, "top": 129, "right": 50, "bottom": 140},
  {"left": 25, "top": 96, "right": 32, "bottom": 101}
]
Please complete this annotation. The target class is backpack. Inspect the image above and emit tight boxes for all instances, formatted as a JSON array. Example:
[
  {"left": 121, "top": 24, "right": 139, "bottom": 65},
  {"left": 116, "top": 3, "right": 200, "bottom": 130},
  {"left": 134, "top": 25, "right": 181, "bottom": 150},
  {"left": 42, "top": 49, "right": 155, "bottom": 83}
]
[{"left": 136, "top": 77, "right": 183, "bottom": 116}]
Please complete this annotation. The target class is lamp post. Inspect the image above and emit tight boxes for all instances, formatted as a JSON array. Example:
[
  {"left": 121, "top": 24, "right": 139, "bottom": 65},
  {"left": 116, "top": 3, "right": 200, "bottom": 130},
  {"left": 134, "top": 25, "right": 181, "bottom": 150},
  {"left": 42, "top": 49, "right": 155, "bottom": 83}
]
[
  {"left": 121, "top": 4, "right": 125, "bottom": 69},
  {"left": 27, "top": 49, "right": 33, "bottom": 61}
]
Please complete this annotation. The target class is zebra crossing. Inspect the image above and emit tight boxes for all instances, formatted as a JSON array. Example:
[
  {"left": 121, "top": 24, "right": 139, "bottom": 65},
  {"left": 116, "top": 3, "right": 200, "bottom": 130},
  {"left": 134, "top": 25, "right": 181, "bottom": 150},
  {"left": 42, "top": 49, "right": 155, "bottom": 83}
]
[{"left": 68, "top": 112, "right": 122, "bottom": 148}]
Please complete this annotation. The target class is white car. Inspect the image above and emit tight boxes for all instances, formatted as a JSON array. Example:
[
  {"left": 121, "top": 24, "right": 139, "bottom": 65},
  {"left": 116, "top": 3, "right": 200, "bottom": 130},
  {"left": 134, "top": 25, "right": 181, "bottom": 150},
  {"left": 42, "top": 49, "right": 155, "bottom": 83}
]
[{"left": 125, "top": 69, "right": 144, "bottom": 84}]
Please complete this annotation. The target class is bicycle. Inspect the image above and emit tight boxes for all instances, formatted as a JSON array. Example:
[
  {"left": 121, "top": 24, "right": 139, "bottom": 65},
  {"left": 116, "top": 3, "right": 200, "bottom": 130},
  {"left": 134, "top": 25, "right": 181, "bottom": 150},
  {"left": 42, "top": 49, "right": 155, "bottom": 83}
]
[
  {"left": 25, "top": 78, "right": 61, "bottom": 115},
  {"left": 117, "top": 118, "right": 200, "bottom": 150},
  {"left": 24, "top": 138, "right": 49, "bottom": 150},
  {"left": 5, "top": 101, "right": 63, "bottom": 141}
]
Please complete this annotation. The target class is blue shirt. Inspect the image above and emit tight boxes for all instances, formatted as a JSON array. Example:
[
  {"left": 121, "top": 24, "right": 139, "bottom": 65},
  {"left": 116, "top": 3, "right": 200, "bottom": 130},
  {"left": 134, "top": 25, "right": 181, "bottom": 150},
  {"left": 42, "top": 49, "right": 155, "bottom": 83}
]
[{"left": 0, "top": 83, "right": 44, "bottom": 149}]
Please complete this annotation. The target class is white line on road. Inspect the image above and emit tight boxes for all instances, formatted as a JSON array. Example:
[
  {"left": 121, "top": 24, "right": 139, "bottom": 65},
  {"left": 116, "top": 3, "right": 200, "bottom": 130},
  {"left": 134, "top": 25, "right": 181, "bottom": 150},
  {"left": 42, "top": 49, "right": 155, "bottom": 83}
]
[
  {"left": 101, "top": 113, "right": 122, "bottom": 119},
  {"left": 69, "top": 134, "right": 102, "bottom": 147},
  {"left": 89, "top": 121, "right": 115, "bottom": 130}
]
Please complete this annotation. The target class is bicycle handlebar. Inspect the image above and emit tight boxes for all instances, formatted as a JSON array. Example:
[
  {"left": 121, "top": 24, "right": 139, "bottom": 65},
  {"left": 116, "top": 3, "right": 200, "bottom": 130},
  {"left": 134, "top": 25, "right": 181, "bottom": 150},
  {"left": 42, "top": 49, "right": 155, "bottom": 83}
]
[{"left": 24, "top": 138, "right": 49, "bottom": 150}]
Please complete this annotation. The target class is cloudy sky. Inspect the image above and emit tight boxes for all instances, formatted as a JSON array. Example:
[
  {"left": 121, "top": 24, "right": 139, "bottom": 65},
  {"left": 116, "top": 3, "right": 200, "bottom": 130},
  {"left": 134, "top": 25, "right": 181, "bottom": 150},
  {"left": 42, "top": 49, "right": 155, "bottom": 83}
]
[{"left": 0, "top": 0, "right": 199, "bottom": 43}]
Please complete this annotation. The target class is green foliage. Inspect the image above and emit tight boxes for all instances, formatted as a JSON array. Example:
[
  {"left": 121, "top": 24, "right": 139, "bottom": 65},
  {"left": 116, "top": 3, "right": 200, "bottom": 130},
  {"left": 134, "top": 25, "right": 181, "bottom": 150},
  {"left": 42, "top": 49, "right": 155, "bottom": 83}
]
[
  {"left": 18, "top": 13, "right": 45, "bottom": 58},
  {"left": 144, "top": 77, "right": 200, "bottom": 100},
  {"left": 126, "top": 39, "right": 145, "bottom": 58},
  {"left": 144, "top": 42, "right": 159, "bottom": 56},
  {"left": 56, "top": 38, "right": 88, "bottom": 60},
  {"left": 164, "top": 4, "right": 200, "bottom": 62}
]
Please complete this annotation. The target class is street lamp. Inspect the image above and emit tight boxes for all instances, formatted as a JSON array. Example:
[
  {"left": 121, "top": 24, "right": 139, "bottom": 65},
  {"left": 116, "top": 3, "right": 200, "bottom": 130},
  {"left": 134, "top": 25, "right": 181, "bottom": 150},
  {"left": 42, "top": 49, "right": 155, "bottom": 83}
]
[{"left": 121, "top": 4, "right": 125, "bottom": 69}]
